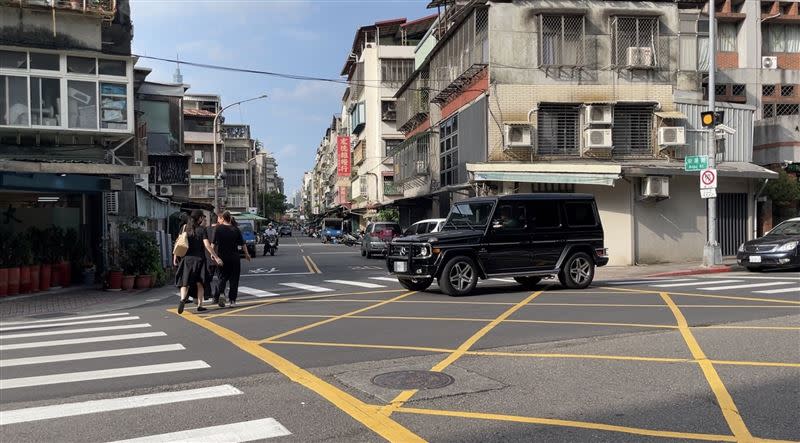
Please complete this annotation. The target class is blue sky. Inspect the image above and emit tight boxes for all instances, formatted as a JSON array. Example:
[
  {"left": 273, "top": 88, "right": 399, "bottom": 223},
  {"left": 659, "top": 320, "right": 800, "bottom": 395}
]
[{"left": 130, "top": 0, "right": 431, "bottom": 198}]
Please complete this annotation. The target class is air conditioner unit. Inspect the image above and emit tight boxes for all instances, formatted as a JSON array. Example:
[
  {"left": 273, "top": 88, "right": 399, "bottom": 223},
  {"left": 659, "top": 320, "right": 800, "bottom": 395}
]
[
  {"left": 585, "top": 105, "right": 613, "bottom": 125},
  {"left": 503, "top": 123, "right": 533, "bottom": 149},
  {"left": 641, "top": 176, "right": 670, "bottom": 199},
  {"left": 105, "top": 192, "right": 119, "bottom": 215},
  {"left": 193, "top": 150, "right": 203, "bottom": 164},
  {"left": 158, "top": 185, "right": 173, "bottom": 196},
  {"left": 626, "top": 47, "right": 654, "bottom": 68},
  {"left": 761, "top": 56, "right": 778, "bottom": 70},
  {"left": 415, "top": 160, "right": 428, "bottom": 175},
  {"left": 584, "top": 129, "right": 613, "bottom": 149},
  {"left": 658, "top": 127, "right": 686, "bottom": 147}
]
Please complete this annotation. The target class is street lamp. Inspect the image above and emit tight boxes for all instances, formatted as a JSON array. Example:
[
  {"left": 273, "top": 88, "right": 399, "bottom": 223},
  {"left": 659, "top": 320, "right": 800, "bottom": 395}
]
[{"left": 213, "top": 94, "right": 268, "bottom": 211}]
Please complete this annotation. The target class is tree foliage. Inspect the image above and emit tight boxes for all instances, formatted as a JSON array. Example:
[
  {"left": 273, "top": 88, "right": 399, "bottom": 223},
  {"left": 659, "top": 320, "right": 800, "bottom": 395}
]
[
  {"left": 765, "top": 170, "right": 800, "bottom": 205},
  {"left": 258, "top": 192, "right": 287, "bottom": 220},
  {"left": 377, "top": 208, "right": 399, "bottom": 222}
]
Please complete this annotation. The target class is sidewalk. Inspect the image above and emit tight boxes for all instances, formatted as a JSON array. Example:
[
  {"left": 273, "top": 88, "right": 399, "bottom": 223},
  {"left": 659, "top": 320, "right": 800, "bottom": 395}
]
[
  {"left": 596, "top": 258, "right": 742, "bottom": 281},
  {"left": 0, "top": 285, "right": 174, "bottom": 321}
]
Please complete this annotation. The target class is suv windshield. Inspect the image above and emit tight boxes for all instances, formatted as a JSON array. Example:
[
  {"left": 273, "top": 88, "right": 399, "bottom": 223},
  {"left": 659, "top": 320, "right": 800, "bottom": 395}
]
[
  {"left": 769, "top": 220, "right": 800, "bottom": 235},
  {"left": 446, "top": 201, "right": 495, "bottom": 230}
]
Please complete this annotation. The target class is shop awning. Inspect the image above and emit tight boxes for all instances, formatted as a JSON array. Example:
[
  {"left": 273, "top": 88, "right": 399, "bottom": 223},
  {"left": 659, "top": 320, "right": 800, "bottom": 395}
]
[
  {"left": 473, "top": 171, "right": 619, "bottom": 186},
  {"left": 467, "top": 163, "right": 622, "bottom": 187},
  {"left": 229, "top": 212, "right": 268, "bottom": 221}
]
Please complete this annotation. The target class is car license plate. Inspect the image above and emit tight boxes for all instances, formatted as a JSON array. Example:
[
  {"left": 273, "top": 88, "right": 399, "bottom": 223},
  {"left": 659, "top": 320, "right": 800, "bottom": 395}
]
[
  {"left": 749, "top": 255, "right": 762, "bottom": 263},
  {"left": 394, "top": 261, "right": 408, "bottom": 273}
]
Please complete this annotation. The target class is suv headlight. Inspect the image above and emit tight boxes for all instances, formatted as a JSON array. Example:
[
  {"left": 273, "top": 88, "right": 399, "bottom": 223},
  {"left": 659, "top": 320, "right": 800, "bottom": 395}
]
[
  {"left": 776, "top": 241, "right": 798, "bottom": 252},
  {"left": 416, "top": 244, "right": 432, "bottom": 259},
  {"left": 737, "top": 243, "right": 745, "bottom": 252}
]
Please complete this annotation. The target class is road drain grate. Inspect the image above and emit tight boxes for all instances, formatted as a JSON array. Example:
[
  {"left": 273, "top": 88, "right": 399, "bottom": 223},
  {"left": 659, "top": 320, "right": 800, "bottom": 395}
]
[{"left": 371, "top": 370, "right": 454, "bottom": 390}]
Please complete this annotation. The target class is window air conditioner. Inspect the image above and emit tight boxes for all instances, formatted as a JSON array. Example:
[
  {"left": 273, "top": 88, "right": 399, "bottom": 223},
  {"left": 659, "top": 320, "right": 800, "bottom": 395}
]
[
  {"left": 158, "top": 185, "right": 173, "bottom": 197},
  {"left": 193, "top": 150, "right": 204, "bottom": 164},
  {"left": 658, "top": 127, "right": 686, "bottom": 147},
  {"left": 585, "top": 105, "right": 613, "bottom": 125},
  {"left": 641, "top": 176, "right": 670, "bottom": 199},
  {"left": 626, "top": 47, "right": 654, "bottom": 68},
  {"left": 503, "top": 123, "right": 533, "bottom": 149},
  {"left": 584, "top": 129, "right": 613, "bottom": 149},
  {"left": 761, "top": 56, "right": 778, "bottom": 70}
]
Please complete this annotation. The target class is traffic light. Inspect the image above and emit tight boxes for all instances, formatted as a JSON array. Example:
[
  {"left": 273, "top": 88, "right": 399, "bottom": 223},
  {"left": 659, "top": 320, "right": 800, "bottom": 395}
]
[{"left": 701, "top": 111, "right": 724, "bottom": 128}]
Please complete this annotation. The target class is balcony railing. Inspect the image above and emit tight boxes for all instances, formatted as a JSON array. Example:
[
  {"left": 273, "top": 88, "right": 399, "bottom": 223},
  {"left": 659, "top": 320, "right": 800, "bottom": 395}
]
[
  {"left": 397, "top": 73, "right": 430, "bottom": 133},
  {"left": 2, "top": 1, "right": 117, "bottom": 18},
  {"left": 429, "top": 7, "right": 489, "bottom": 104}
]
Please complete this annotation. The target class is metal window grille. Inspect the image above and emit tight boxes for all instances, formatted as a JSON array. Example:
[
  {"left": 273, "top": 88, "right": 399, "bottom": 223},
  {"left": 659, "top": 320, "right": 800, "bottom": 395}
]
[
  {"left": 715, "top": 84, "right": 727, "bottom": 96},
  {"left": 612, "top": 104, "right": 655, "bottom": 156},
  {"left": 360, "top": 176, "right": 367, "bottom": 196},
  {"left": 763, "top": 104, "right": 775, "bottom": 118},
  {"left": 227, "top": 194, "right": 248, "bottom": 208},
  {"left": 781, "top": 85, "right": 795, "bottom": 97},
  {"left": 763, "top": 84, "right": 776, "bottom": 96},
  {"left": 537, "top": 104, "right": 580, "bottom": 156},
  {"left": 539, "top": 15, "right": 585, "bottom": 67},
  {"left": 612, "top": 16, "right": 659, "bottom": 67},
  {"left": 776, "top": 103, "right": 800, "bottom": 116},
  {"left": 350, "top": 62, "right": 364, "bottom": 98},
  {"left": 732, "top": 84, "right": 746, "bottom": 96},
  {"left": 532, "top": 183, "right": 575, "bottom": 193},
  {"left": 381, "top": 100, "right": 397, "bottom": 121},
  {"left": 224, "top": 170, "right": 246, "bottom": 187},
  {"left": 381, "top": 59, "right": 414, "bottom": 85},
  {"left": 439, "top": 115, "right": 459, "bottom": 186},
  {"left": 224, "top": 149, "right": 248, "bottom": 163},
  {"left": 429, "top": 8, "right": 488, "bottom": 101}
]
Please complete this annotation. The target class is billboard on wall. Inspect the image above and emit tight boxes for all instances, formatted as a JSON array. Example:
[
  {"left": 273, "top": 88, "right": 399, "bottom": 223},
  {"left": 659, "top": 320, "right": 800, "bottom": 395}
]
[
  {"left": 337, "top": 136, "right": 351, "bottom": 176},
  {"left": 338, "top": 186, "right": 349, "bottom": 205}
]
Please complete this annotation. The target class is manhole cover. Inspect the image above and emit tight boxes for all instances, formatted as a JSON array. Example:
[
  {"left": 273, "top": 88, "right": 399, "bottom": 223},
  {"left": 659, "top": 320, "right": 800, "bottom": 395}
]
[
  {"left": 371, "top": 370, "right": 454, "bottom": 390},
  {"left": 28, "top": 312, "right": 73, "bottom": 319}
]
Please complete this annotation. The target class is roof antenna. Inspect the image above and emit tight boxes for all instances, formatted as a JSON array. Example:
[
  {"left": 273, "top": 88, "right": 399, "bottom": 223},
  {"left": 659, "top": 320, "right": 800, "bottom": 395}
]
[{"left": 173, "top": 53, "right": 183, "bottom": 84}]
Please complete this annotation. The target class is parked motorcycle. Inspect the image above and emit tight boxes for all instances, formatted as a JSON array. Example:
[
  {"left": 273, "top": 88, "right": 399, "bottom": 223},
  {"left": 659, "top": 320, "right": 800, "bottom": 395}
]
[
  {"left": 342, "top": 233, "right": 359, "bottom": 247},
  {"left": 264, "top": 234, "right": 278, "bottom": 256}
]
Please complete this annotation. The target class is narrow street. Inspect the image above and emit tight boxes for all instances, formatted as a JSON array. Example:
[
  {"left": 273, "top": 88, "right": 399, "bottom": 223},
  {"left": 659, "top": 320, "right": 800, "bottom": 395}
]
[{"left": 2, "top": 235, "right": 798, "bottom": 442}]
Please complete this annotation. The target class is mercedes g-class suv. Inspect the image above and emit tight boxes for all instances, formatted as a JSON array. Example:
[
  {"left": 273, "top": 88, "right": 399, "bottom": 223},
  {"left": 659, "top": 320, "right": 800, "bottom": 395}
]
[{"left": 387, "top": 193, "right": 609, "bottom": 296}]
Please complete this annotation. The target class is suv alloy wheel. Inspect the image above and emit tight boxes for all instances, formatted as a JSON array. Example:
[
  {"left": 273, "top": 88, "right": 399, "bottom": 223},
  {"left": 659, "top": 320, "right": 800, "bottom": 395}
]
[
  {"left": 558, "top": 252, "right": 595, "bottom": 289},
  {"left": 439, "top": 256, "right": 478, "bottom": 296},
  {"left": 397, "top": 277, "right": 433, "bottom": 291}
]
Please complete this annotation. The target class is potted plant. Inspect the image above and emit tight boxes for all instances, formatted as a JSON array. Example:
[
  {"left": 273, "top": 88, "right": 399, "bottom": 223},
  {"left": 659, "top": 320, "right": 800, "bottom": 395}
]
[
  {"left": 105, "top": 246, "right": 123, "bottom": 292},
  {"left": 16, "top": 232, "right": 33, "bottom": 294},
  {"left": 119, "top": 247, "right": 136, "bottom": 290},
  {"left": 6, "top": 234, "right": 22, "bottom": 296},
  {"left": 42, "top": 226, "right": 64, "bottom": 290}
]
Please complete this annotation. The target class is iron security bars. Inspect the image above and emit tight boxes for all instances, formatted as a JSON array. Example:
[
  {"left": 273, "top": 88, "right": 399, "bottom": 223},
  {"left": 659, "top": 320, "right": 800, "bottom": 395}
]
[
  {"left": 429, "top": 7, "right": 489, "bottom": 103},
  {"left": 612, "top": 104, "right": 655, "bottom": 156},
  {"left": 612, "top": 16, "right": 660, "bottom": 68},
  {"left": 539, "top": 15, "right": 585, "bottom": 67},
  {"left": 537, "top": 104, "right": 581, "bottom": 156}
]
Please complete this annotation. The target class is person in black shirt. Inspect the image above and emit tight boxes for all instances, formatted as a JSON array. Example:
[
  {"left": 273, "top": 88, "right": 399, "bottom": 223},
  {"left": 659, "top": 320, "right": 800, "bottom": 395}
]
[
  {"left": 213, "top": 211, "right": 251, "bottom": 307},
  {"left": 174, "top": 210, "right": 222, "bottom": 314}
]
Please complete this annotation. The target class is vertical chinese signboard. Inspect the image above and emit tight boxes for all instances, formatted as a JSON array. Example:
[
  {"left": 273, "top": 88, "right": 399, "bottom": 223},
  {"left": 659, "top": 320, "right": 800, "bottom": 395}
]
[
  {"left": 337, "top": 136, "right": 351, "bottom": 177},
  {"left": 338, "top": 186, "right": 349, "bottom": 205}
]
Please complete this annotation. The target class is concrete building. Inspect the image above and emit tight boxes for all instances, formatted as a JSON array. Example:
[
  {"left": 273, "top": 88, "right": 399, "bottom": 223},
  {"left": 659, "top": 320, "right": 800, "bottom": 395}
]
[
  {"left": 183, "top": 93, "right": 222, "bottom": 208},
  {"left": 0, "top": 0, "right": 143, "bottom": 269},
  {"left": 341, "top": 15, "right": 438, "bottom": 226},
  {"left": 391, "top": 0, "right": 775, "bottom": 265},
  {"left": 221, "top": 123, "right": 255, "bottom": 212}
]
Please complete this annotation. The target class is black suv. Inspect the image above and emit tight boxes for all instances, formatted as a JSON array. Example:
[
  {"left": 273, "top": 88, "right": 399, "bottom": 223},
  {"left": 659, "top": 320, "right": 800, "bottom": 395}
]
[{"left": 387, "top": 193, "right": 609, "bottom": 296}]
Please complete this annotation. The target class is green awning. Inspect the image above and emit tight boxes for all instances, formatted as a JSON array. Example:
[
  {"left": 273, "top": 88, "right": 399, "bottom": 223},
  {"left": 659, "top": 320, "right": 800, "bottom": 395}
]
[
  {"left": 230, "top": 212, "right": 268, "bottom": 221},
  {"left": 472, "top": 171, "right": 619, "bottom": 186}
]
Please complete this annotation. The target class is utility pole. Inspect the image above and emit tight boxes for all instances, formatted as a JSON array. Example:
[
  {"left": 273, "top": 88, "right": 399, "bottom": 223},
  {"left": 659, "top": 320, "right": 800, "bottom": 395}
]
[
  {"left": 212, "top": 94, "right": 268, "bottom": 212},
  {"left": 703, "top": 0, "right": 722, "bottom": 266}
]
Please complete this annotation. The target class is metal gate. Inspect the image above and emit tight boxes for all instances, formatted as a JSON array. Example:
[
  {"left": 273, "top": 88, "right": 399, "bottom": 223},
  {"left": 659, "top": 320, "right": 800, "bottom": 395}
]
[{"left": 717, "top": 193, "right": 747, "bottom": 256}]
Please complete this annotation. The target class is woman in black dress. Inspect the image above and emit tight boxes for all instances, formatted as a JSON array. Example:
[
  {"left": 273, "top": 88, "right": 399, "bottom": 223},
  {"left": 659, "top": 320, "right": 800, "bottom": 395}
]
[{"left": 174, "top": 210, "right": 222, "bottom": 314}]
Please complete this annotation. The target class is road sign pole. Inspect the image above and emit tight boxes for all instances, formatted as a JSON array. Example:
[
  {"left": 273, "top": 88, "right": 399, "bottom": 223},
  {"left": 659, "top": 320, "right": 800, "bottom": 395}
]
[{"left": 703, "top": 0, "right": 722, "bottom": 266}]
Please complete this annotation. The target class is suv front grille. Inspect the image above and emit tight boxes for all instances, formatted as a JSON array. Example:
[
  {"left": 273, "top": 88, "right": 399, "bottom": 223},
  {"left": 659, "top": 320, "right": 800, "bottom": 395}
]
[{"left": 391, "top": 243, "right": 422, "bottom": 257}]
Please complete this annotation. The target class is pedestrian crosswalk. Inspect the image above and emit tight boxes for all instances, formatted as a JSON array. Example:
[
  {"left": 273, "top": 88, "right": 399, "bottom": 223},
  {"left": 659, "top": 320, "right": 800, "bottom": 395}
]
[
  {"left": 0, "top": 312, "right": 292, "bottom": 441},
  {"left": 607, "top": 276, "right": 800, "bottom": 294}
]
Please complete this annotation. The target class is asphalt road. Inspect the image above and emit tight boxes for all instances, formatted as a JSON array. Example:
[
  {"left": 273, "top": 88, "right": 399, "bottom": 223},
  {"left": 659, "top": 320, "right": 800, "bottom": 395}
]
[{"left": 1, "top": 232, "right": 798, "bottom": 442}]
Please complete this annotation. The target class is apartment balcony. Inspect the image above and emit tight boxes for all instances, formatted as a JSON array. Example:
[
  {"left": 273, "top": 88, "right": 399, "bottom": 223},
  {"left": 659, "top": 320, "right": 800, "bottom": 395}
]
[
  {"left": 1, "top": 0, "right": 117, "bottom": 18},
  {"left": 397, "top": 72, "right": 430, "bottom": 133},
  {"left": 429, "top": 8, "right": 489, "bottom": 104},
  {"left": 352, "top": 139, "right": 366, "bottom": 166}
]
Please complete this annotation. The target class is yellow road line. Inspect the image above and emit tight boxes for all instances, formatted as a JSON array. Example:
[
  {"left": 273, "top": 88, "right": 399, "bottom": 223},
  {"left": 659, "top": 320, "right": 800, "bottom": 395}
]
[
  {"left": 382, "top": 291, "right": 544, "bottom": 416},
  {"left": 302, "top": 255, "right": 321, "bottom": 273},
  {"left": 258, "top": 292, "right": 417, "bottom": 343},
  {"left": 604, "top": 286, "right": 800, "bottom": 306},
  {"left": 203, "top": 289, "right": 405, "bottom": 320},
  {"left": 659, "top": 292, "right": 753, "bottom": 441},
  {"left": 261, "top": 339, "right": 800, "bottom": 368},
  {"left": 302, "top": 255, "right": 315, "bottom": 273},
  {"left": 174, "top": 309, "right": 425, "bottom": 443},
  {"left": 393, "top": 406, "right": 738, "bottom": 442},
  {"left": 696, "top": 325, "right": 800, "bottom": 331}
]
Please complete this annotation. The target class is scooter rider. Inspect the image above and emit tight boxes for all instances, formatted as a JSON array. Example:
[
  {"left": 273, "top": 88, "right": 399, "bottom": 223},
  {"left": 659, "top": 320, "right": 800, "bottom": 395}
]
[{"left": 263, "top": 223, "right": 279, "bottom": 256}]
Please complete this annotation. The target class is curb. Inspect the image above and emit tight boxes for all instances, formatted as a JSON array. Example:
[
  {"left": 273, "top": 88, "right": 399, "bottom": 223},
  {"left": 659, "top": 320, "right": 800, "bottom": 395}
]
[{"left": 646, "top": 265, "right": 740, "bottom": 277}]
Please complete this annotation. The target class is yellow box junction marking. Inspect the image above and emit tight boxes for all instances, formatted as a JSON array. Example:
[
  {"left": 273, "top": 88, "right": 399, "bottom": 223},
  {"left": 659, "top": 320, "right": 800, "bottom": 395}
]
[
  {"left": 659, "top": 292, "right": 753, "bottom": 442},
  {"left": 174, "top": 309, "right": 425, "bottom": 443},
  {"left": 603, "top": 286, "right": 800, "bottom": 306},
  {"left": 381, "top": 290, "right": 544, "bottom": 416}
]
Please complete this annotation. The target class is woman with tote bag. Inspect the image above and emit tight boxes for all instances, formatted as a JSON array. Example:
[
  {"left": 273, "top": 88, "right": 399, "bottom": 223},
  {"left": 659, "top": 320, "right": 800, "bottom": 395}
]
[{"left": 173, "top": 210, "right": 222, "bottom": 314}]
